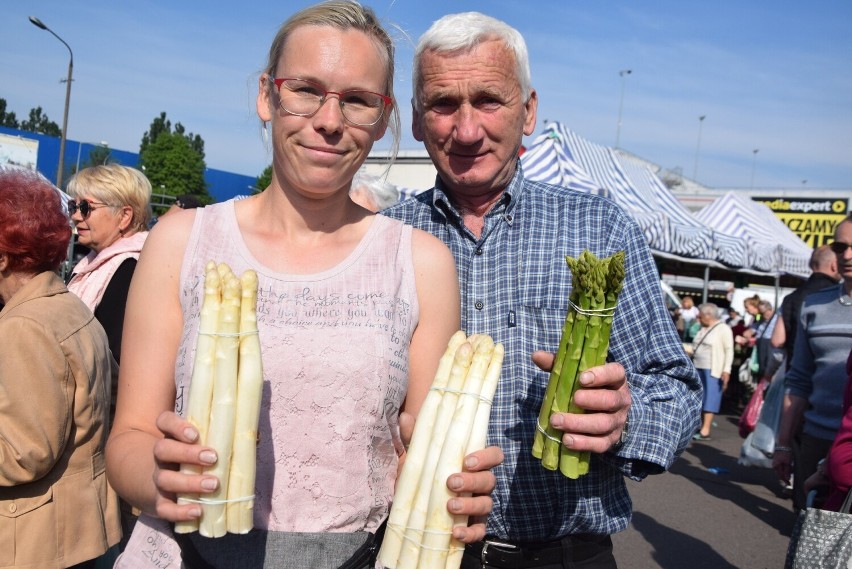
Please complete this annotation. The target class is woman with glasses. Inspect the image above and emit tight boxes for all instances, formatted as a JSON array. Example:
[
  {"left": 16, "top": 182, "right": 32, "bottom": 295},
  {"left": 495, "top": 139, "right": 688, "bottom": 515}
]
[
  {"left": 66, "top": 164, "right": 152, "bottom": 366},
  {"left": 774, "top": 212, "right": 852, "bottom": 511},
  {"left": 0, "top": 167, "right": 121, "bottom": 568},
  {"left": 66, "top": 163, "right": 152, "bottom": 552},
  {"left": 106, "top": 2, "right": 498, "bottom": 568}
]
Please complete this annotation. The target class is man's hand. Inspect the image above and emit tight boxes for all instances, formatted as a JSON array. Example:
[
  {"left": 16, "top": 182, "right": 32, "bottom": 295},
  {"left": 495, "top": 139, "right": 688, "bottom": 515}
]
[
  {"left": 532, "top": 351, "right": 631, "bottom": 453},
  {"left": 398, "top": 410, "right": 503, "bottom": 542},
  {"left": 772, "top": 448, "right": 793, "bottom": 484}
]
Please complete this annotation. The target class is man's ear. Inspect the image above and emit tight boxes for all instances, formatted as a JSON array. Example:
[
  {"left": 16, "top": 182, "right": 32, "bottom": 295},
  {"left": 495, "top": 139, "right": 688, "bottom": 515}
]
[
  {"left": 412, "top": 103, "right": 424, "bottom": 142},
  {"left": 523, "top": 89, "right": 538, "bottom": 136}
]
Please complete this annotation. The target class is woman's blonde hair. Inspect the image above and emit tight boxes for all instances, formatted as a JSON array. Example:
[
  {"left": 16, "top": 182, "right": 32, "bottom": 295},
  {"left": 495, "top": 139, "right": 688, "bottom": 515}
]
[{"left": 67, "top": 164, "right": 152, "bottom": 233}]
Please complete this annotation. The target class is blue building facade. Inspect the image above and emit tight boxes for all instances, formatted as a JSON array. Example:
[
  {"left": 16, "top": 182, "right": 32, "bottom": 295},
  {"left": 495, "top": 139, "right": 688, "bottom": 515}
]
[{"left": 0, "top": 125, "right": 257, "bottom": 202}]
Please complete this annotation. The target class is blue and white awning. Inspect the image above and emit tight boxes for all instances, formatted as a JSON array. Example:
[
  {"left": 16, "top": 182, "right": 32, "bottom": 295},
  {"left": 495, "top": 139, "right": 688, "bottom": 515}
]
[
  {"left": 521, "top": 122, "right": 750, "bottom": 268},
  {"left": 695, "top": 191, "right": 812, "bottom": 278}
]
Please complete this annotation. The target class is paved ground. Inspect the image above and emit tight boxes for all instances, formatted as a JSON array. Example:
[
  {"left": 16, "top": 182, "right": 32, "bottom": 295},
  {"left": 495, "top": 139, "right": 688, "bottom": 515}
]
[{"left": 612, "top": 407, "right": 799, "bottom": 569}]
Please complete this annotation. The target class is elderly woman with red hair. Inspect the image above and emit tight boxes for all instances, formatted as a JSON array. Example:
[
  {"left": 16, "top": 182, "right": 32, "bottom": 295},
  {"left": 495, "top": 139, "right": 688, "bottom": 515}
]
[{"left": 0, "top": 167, "right": 120, "bottom": 568}]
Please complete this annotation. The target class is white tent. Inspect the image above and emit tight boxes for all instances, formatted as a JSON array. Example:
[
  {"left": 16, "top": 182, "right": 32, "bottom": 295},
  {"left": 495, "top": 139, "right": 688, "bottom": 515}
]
[
  {"left": 520, "top": 122, "right": 749, "bottom": 269},
  {"left": 695, "top": 191, "right": 813, "bottom": 279}
]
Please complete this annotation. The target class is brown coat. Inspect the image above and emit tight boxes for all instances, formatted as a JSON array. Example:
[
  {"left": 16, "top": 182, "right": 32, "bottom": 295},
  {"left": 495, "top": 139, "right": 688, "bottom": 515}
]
[{"left": 0, "top": 272, "right": 120, "bottom": 568}]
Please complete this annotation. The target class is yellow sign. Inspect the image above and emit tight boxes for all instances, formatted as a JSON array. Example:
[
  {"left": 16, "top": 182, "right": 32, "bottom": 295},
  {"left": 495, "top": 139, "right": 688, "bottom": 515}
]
[{"left": 754, "top": 197, "right": 850, "bottom": 249}]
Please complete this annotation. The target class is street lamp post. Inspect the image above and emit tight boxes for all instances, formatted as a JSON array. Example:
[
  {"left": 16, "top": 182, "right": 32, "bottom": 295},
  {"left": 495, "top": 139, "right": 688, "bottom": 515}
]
[
  {"left": 29, "top": 16, "right": 73, "bottom": 189},
  {"left": 615, "top": 69, "right": 632, "bottom": 148},
  {"left": 692, "top": 115, "right": 706, "bottom": 181},
  {"left": 750, "top": 148, "right": 759, "bottom": 189}
]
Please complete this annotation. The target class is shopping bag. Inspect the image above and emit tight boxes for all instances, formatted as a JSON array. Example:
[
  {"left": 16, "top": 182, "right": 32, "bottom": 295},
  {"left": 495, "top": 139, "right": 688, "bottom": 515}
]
[
  {"left": 749, "top": 347, "right": 760, "bottom": 373},
  {"left": 738, "top": 431, "right": 773, "bottom": 468},
  {"left": 738, "top": 352, "right": 757, "bottom": 391},
  {"left": 785, "top": 490, "right": 852, "bottom": 569},
  {"left": 750, "top": 368, "right": 785, "bottom": 457},
  {"left": 738, "top": 378, "right": 768, "bottom": 439}
]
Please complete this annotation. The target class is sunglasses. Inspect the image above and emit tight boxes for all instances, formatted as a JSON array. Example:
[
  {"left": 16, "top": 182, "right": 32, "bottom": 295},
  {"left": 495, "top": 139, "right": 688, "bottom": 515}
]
[
  {"left": 829, "top": 241, "right": 852, "bottom": 255},
  {"left": 68, "top": 198, "right": 112, "bottom": 219}
]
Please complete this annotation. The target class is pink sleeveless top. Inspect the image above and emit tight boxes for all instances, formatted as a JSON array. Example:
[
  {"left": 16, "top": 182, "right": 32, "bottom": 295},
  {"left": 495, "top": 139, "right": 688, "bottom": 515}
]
[{"left": 175, "top": 201, "right": 418, "bottom": 533}]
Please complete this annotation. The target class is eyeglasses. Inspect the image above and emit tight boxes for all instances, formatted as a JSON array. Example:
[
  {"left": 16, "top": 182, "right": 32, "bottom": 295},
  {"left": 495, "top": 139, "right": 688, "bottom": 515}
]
[
  {"left": 68, "top": 198, "right": 112, "bottom": 219},
  {"left": 829, "top": 241, "right": 852, "bottom": 255},
  {"left": 269, "top": 77, "right": 391, "bottom": 126}
]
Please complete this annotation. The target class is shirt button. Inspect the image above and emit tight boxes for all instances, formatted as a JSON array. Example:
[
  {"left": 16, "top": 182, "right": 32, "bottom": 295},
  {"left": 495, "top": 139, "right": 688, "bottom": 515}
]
[
  {"left": 9, "top": 503, "right": 17, "bottom": 513},
  {"left": 474, "top": 301, "right": 484, "bottom": 310},
  {"left": 475, "top": 247, "right": 483, "bottom": 255}
]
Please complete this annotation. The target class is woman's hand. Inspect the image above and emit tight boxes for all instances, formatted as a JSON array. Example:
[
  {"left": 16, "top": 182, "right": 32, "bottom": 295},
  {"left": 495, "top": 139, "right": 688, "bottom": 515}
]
[{"left": 150, "top": 411, "right": 220, "bottom": 522}]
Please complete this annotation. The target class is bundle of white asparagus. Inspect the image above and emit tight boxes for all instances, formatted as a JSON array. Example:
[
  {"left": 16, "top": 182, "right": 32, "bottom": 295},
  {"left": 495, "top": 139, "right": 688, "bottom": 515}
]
[
  {"left": 174, "top": 261, "right": 264, "bottom": 537},
  {"left": 378, "top": 331, "right": 504, "bottom": 569}
]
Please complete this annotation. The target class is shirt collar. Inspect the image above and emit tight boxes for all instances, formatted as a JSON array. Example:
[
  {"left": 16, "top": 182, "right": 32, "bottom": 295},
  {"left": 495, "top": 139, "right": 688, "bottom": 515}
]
[{"left": 430, "top": 160, "right": 525, "bottom": 224}]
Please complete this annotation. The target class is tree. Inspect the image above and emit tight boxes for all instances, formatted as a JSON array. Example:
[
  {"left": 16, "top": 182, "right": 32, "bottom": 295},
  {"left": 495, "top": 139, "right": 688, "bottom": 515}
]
[
  {"left": 70, "top": 144, "right": 113, "bottom": 176},
  {"left": 138, "top": 112, "right": 210, "bottom": 203},
  {"left": 256, "top": 165, "right": 272, "bottom": 192},
  {"left": 20, "top": 106, "right": 61, "bottom": 136},
  {"left": 0, "top": 98, "right": 19, "bottom": 128}
]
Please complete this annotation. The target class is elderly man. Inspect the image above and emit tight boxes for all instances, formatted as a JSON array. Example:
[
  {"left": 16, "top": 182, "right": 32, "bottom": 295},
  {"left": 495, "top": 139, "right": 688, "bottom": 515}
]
[{"left": 383, "top": 11, "right": 702, "bottom": 569}]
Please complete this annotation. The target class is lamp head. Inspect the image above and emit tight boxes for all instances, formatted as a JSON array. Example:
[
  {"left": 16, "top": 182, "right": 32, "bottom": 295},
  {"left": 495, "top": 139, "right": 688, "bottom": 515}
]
[{"left": 29, "top": 16, "right": 48, "bottom": 30}]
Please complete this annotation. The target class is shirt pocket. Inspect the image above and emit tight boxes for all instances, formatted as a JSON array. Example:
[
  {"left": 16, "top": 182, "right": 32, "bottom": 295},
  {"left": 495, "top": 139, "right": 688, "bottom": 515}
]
[{"left": 0, "top": 487, "right": 57, "bottom": 566}]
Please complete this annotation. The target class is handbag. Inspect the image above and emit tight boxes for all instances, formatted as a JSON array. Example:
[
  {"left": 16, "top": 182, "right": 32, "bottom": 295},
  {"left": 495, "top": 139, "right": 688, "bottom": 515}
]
[
  {"left": 738, "top": 348, "right": 759, "bottom": 390},
  {"left": 738, "top": 377, "right": 768, "bottom": 438},
  {"left": 785, "top": 489, "right": 852, "bottom": 569},
  {"left": 750, "top": 368, "right": 785, "bottom": 457}
]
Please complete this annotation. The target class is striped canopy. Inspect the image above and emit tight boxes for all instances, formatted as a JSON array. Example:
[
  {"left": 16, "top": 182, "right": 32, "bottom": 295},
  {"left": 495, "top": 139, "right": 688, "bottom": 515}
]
[
  {"left": 521, "top": 122, "right": 749, "bottom": 268},
  {"left": 695, "top": 191, "right": 812, "bottom": 278}
]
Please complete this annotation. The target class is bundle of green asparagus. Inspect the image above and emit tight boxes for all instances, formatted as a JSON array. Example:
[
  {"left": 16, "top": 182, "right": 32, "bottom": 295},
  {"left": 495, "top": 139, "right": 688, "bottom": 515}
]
[
  {"left": 378, "top": 331, "right": 504, "bottom": 569},
  {"left": 175, "top": 261, "right": 263, "bottom": 537},
  {"left": 532, "top": 250, "right": 625, "bottom": 479}
]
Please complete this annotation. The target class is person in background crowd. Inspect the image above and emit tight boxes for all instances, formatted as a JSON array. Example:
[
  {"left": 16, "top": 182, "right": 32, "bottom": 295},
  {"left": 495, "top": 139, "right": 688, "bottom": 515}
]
[
  {"left": 689, "top": 303, "right": 734, "bottom": 441},
  {"left": 382, "top": 11, "right": 702, "bottom": 568},
  {"left": 105, "top": 3, "right": 498, "bottom": 568},
  {"left": 752, "top": 300, "right": 783, "bottom": 382},
  {"left": 66, "top": 164, "right": 152, "bottom": 550},
  {"left": 0, "top": 167, "right": 120, "bottom": 568},
  {"left": 725, "top": 308, "right": 742, "bottom": 327},
  {"left": 66, "top": 164, "right": 152, "bottom": 366},
  {"left": 349, "top": 170, "right": 400, "bottom": 212},
  {"left": 161, "top": 193, "right": 205, "bottom": 218},
  {"left": 774, "top": 213, "right": 852, "bottom": 511},
  {"left": 680, "top": 296, "right": 700, "bottom": 342},
  {"left": 803, "top": 347, "right": 852, "bottom": 512},
  {"left": 771, "top": 245, "right": 841, "bottom": 368},
  {"left": 738, "top": 294, "right": 762, "bottom": 336}
]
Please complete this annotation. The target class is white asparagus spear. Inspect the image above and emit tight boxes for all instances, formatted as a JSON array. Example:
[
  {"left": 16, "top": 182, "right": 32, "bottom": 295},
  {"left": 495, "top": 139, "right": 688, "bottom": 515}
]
[
  {"left": 175, "top": 261, "right": 221, "bottom": 534},
  {"left": 226, "top": 269, "right": 263, "bottom": 534},
  {"left": 198, "top": 270, "right": 242, "bottom": 537},
  {"left": 397, "top": 342, "right": 474, "bottom": 569},
  {"left": 445, "top": 343, "right": 504, "bottom": 569},
  {"left": 379, "top": 331, "right": 467, "bottom": 568},
  {"left": 418, "top": 337, "right": 495, "bottom": 568}
]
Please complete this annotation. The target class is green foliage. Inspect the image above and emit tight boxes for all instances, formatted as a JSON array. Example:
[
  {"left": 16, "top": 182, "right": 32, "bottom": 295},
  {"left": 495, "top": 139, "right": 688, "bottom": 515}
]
[
  {"left": 138, "top": 112, "right": 210, "bottom": 203},
  {"left": 20, "top": 106, "right": 61, "bottom": 136},
  {"left": 0, "top": 98, "right": 19, "bottom": 128},
  {"left": 256, "top": 165, "right": 272, "bottom": 192},
  {"left": 70, "top": 144, "right": 113, "bottom": 176},
  {"left": 86, "top": 144, "right": 112, "bottom": 167}
]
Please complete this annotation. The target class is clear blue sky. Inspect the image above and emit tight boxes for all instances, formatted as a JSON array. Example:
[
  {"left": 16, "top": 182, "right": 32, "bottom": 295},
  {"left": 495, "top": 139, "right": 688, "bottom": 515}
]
[{"left": 3, "top": 0, "right": 850, "bottom": 190}]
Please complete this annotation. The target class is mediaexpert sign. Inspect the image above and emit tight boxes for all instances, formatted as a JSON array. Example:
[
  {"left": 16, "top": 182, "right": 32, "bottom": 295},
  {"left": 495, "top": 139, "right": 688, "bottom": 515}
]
[{"left": 754, "top": 197, "right": 850, "bottom": 249}]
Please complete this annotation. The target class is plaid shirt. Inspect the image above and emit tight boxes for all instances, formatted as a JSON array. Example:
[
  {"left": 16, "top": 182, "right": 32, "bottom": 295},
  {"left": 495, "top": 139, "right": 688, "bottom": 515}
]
[{"left": 382, "top": 165, "right": 702, "bottom": 540}]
